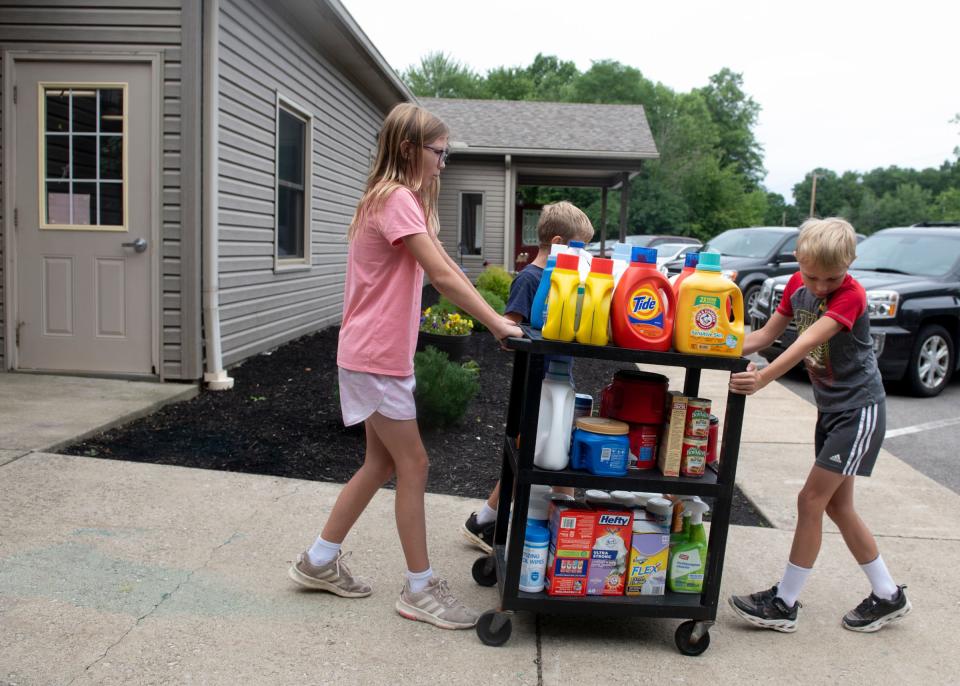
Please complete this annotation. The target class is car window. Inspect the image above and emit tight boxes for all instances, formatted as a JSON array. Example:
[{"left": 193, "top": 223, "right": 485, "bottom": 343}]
[
  {"left": 705, "top": 229, "right": 787, "bottom": 258},
  {"left": 779, "top": 235, "right": 797, "bottom": 257},
  {"left": 625, "top": 235, "right": 655, "bottom": 247},
  {"left": 652, "top": 242, "right": 690, "bottom": 259},
  {"left": 853, "top": 233, "right": 960, "bottom": 277}
]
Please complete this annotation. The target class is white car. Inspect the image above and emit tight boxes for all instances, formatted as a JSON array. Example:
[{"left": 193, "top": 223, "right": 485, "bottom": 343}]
[{"left": 653, "top": 242, "right": 701, "bottom": 272}]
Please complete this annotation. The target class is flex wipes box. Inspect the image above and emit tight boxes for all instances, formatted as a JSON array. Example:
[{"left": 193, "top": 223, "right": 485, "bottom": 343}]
[
  {"left": 586, "top": 509, "right": 633, "bottom": 596},
  {"left": 546, "top": 503, "right": 594, "bottom": 596},
  {"left": 657, "top": 391, "right": 688, "bottom": 477},
  {"left": 625, "top": 509, "right": 671, "bottom": 596}
]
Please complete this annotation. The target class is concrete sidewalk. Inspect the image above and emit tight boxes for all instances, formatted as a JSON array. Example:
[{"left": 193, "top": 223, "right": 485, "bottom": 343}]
[{"left": 1, "top": 372, "right": 957, "bottom": 685}]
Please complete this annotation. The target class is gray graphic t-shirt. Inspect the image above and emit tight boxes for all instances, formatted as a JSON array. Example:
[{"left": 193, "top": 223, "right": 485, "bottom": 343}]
[{"left": 776, "top": 272, "right": 885, "bottom": 413}]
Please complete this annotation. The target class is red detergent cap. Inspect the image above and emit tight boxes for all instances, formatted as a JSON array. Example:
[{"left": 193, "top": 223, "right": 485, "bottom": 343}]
[
  {"left": 591, "top": 257, "right": 613, "bottom": 275},
  {"left": 556, "top": 253, "right": 579, "bottom": 270}
]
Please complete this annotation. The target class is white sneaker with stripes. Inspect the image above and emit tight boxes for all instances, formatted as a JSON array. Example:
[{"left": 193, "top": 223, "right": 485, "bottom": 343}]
[
  {"left": 395, "top": 577, "right": 480, "bottom": 630},
  {"left": 288, "top": 550, "right": 372, "bottom": 598}
]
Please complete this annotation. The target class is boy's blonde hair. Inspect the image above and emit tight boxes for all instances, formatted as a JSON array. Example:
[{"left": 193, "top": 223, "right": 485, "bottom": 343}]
[
  {"left": 537, "top": 201, "right": 594, "bottom": 248},
  {"left": 795, "top": 217, "right": 857, "bottom": 269},
  {"left": 348, "top": 103, "right": 448, "bottom": 241}
]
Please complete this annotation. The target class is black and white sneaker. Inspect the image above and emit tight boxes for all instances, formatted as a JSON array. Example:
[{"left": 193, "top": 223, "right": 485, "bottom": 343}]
[
  {"left": 460, "top": 512, "right": 495, "bottom": 554},
  {"left": 842, "top": 585, "right": 911, "bottom": 632},
  {"left": 729, "top": 585, "right": 800, "bottom": 633}
]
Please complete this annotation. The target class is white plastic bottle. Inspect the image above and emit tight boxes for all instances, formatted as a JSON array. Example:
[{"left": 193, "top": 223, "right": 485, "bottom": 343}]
[
  {"left": 566, "top": 240, "right": 593, "bottom": 283},
  {"left": 533, "top": 359, "right": 576, "bottom": 470},
  {"left": 611, "top": 242, "right": 632, "bottom": 288}
]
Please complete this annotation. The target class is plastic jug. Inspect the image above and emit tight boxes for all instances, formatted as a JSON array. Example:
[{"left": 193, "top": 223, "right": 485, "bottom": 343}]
[
  {"left": 611, "top": 243, "right": 632, "bottom": 288},
  {"left": 542, "top": 253, "right": 580, "bottom": 341},
  {"left": 575, "top": 258, "right": 614, "bottom": 346},
  {"left": 533, "top": 359, "right": 576, "bottom": 470},
  {"left": 674, "top": 250, "right": 744, "bottom": 357},
  {"left": 669, "top": 252, "right": 699, "bottom": 297},
  {"left": 566, "top": 240, "right": 593, "bottom": 282},
  {"left": 611, "top": 247, "right": 676, "bottom": 351},
  {"left": 530, "top": 255, "right": 556, "bottom": 329}
]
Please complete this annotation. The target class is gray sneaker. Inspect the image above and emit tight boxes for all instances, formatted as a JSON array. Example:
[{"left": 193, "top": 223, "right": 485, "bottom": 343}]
[
  {"left": 288, "top": 550, "right": 372, "bottom": 598},
  {"left": 395, "top": 577, "right": 481, "bottom": 630}
]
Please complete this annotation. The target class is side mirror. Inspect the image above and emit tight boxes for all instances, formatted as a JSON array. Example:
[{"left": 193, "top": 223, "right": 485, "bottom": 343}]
[{"left": 776, "top": 252, "right": 796, "bottom": 264}]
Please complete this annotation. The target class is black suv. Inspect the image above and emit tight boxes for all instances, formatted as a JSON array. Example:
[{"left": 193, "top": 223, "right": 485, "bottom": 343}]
[
  {"left": 750, "top": 223, "right": 960, "bottom": 397},
  {"left": 663, "top": 226, "right": 799, "bottom": 315}
]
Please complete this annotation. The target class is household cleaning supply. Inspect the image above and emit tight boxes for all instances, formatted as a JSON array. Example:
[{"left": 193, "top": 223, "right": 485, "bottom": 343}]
[
  {"left": 566, "top": 240, "right": 593, "bottom": 282},
  {"left": 611, "top": 246, "right": 676, "bottom": 351},
  {"left": 611, "top": 242, "right": 633, "bottom": 288},
  {"left": 669, "top": 251, "right": 699, "bottom": 297},
  {"left": 674, "top": 250, "right": 744, "bottom": 356},
  {"left": 584, "top": 489, "right": 612, "bottom": 506},
  {"left": 575, "top": 257, "right": 615, "bottom": 346},
  {"left": 626, "top": 497, "right": 671, "bottom": 596},
  {"left": 527, "top": 484, "right": 553, "bottom": 529},
  {"left": 529, "top": 255, "right": 557, "bottom": 329},
  {"left": 586, "top": 509, "right": 633, "bottom": 596},
  {"left": 570, "top": 417, "right": 630, "bottom": 476},
  {"left": 533, "top": 358, "right": 576, "bottom": 470},
  {"left": 542, "top": 253, "right": 580, "bottom": 341},
  {"left": 545, "top": 502, "right": 593, "bottom": 596},
  {"left": 668, "top": 498, "right": 709, "bottom": 593},
  {"left": 519, "top": 523, "right": 550, "bottom": 593},
  {"left": 610, "top": 491, "right": 636, "bottom": 508}
]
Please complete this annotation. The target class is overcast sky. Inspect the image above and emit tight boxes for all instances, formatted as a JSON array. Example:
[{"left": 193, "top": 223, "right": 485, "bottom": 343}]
[{"left": 341, "top": 0, "right": 959, "bottom": 202}]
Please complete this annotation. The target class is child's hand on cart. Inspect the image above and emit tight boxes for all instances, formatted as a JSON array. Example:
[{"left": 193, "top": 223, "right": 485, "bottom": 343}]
[{"left": 492, "top": 319, "right": 524, "bottom": 350}]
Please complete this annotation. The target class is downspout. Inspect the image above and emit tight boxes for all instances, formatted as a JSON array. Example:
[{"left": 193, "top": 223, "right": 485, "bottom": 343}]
[
  {"left": 503, "top": 154, "right": 512, "bottom": 270},
  {"left": 201, "top": 0, "right": 234, "bottom": 390}
]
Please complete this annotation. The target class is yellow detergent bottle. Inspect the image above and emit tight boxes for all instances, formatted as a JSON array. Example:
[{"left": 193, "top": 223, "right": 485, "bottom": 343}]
[
  {"left": 674, "top": 250, "right": 745, "bottom": 356},
  {"left": 575, "top": 258, "right": 615, "bottom": 346},
  {"left": 542, "top": 253, "right": 581, "bottom": 341}
]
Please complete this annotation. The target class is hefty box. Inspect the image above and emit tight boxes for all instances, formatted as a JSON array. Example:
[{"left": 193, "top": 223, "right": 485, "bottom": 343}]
[
  {"left": 586, "top": 508, "right": 633, "bottom": 596},
  {"left": 625, "top": 510, "right": 670, "bottom": 596},
  {"left": 545, "top": 502, "right": 594, "bottom": 596},
  {"left": 658, "top": 392, "right": 688, "bottom": 477}
]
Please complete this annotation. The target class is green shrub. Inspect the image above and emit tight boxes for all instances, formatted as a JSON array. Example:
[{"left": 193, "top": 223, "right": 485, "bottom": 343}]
[
  {"left": 471, "top": 288, "right": 506, "bottom": 332},
  {"left": 433, "top": 296, "right": 458, "bottom": 317},
  {"left": 414, "top": 346, "right": 480, "bottom": 428},
  {"left": 476, "top": 266, "right": 513, "bottom": 303}
]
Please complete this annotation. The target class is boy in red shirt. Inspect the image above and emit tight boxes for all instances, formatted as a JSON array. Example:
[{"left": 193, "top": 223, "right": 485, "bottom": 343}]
[{"left": 728, "top": 217, "right": 910, "bottom": 633}]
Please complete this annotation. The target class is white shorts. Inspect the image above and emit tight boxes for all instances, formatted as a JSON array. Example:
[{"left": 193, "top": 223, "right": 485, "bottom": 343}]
[{"left": 338, "top": 367, "right": 417, "bottom": 426}]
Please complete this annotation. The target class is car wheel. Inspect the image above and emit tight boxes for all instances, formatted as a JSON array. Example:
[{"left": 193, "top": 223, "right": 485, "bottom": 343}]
[
  {"left": 743, "top": 284, "right": 761, "bottom": 317},
  {"left": 906, "top": 324, "right": 954, "bottom": 397}
]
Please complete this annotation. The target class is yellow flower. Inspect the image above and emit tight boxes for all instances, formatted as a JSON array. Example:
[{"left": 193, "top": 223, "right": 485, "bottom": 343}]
[{"left": 424, "top": 307, "right": 432, "bottom": 315}]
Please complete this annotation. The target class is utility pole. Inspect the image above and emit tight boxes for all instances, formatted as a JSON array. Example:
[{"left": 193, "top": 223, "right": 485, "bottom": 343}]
[{"left": 809, "top": 173, "right": 820, "bottom": 218}]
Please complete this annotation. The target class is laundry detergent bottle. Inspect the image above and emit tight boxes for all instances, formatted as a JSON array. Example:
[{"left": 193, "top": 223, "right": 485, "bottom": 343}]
[
  {"left": 575, "top": 257, "right": 614, "bottom": 346},
  {"left": 611, "top": 247, "right": 676, "bottom": 351},
  {"left": 668, "top": 498, "right": 709, "bottom": 593},
  {"left": 670, "top": 252, "right": 699, "bottom": 298},
  {"left": 542, "top": 253, "right": 580, "bottom": 342},
  {"left": 530, "top": 255, "right": 557, "bottom": 330},
  {"left": 533, "top": 358, "right": 576, "bottom": 470},
  {"left": 674, "top": 250, "right": 744, "bottom": 357},
  {"left": 611, "top": 243, "right": 633, "bottom": 288}
]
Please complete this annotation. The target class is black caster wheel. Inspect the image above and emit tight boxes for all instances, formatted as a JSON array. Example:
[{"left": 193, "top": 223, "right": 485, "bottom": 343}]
[
  {"left": 471, "top": 555, "right": 497, "bottom": 587},
  {"left": 675, "top": 620, "right": 711, "bottom": 656},
  {"left": 476, "top": 610, "right": 512, "bottom": 646}
]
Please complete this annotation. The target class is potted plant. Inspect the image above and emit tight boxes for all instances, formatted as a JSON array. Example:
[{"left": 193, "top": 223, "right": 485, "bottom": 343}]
[{"left": 417, "top": 308, "right": 474, "bottom": 361}]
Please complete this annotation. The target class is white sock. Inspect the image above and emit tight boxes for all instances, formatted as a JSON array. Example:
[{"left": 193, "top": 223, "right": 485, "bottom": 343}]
[
  {"left": 406, "top": 567, "right": 434, "bottom": 593},
  {"left": 860, "top": 555, "right": 898, "bottom": 600},
  {"left": 776, "top": 561, "right": 812, "bottom": 607},
  {"left": 307, "top": 536, "right": 341, "bottom": 566},
  {"left": 475, "top": 502, "right": 498, "bottom": 526}
]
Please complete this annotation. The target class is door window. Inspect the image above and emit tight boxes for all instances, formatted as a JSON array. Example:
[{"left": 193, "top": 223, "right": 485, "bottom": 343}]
[
  {"left": 40, "top": 85, "right": 126, "bottom": 229},
  {"left": 521, "top": 209, "right": 541, "bottom": 245}
]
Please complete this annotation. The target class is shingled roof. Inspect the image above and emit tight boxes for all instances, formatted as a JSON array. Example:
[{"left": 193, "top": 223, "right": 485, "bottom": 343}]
[{"left": 419, "top": 97, "right": 659, "bottom": 159}]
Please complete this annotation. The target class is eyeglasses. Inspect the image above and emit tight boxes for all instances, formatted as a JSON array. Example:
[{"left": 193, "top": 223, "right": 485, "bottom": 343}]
[{"left": 422, "top": 144, "right": 450, "bottom": 165}]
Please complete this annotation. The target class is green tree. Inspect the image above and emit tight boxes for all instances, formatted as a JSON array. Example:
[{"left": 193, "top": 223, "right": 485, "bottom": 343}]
[
  {"left": 524, "top": 53, "right": 579, "bottom": 101},
  {"left": 403, "top": 52, "right": 484, "bottom": 98},
  {"left": 569, "top": 60, "right": 651, "bottom": 104},
  {"left": 695, "top": 69, "right": 765, "bottom": 188}
]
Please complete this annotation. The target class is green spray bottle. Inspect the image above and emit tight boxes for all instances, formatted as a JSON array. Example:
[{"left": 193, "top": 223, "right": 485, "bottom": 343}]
[{"left": 668, "top": 498, "right": 709, "bottom": 593}]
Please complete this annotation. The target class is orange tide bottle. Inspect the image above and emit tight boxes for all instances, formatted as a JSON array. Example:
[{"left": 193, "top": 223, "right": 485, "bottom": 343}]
[
  {"left": 670, "top": 252, "right": 699, "bottom": 298},
  {"left": 542, "top": 253, "right": 581, "bottom": 342},
  {"left": 611, "top": 247, "right": 676, "bottom": 351},
  {"left": 674, "top": 250, "right": 744, "bottom": 356},
  {"left": 575, "top": 257, "right": 615, "bottom": 346}
]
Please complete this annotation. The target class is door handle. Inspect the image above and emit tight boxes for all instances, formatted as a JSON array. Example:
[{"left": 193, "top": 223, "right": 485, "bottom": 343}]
[{"left": 122, "top": 237, "right": 148, "bottom": 253}]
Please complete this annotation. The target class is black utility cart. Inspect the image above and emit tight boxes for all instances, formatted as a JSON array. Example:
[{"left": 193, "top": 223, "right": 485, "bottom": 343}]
[{"left": 471, "top": 327, "right": 749, "bottom": 654}]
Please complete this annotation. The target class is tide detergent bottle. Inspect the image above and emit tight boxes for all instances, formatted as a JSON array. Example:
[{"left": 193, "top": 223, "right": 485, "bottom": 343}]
[
  {"left": 674, "top": 250, "right": 744, "bottom": 357},
  {"left": 530, "top": 255, "right": 556, "bottom": 329},
  {"left": 611, "top": 247, "right": 676, "bottom": 351},
  {"left": 575, "top": 257, "right": 615, "bottom": 346},
  {"left": 542, "top": 253, "right": 580, "bottom": 342}
]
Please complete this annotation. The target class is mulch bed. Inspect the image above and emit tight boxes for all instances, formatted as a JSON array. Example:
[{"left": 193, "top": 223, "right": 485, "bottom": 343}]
[{"left": 62, "top": 302, "right": 770, "bottom": 528}]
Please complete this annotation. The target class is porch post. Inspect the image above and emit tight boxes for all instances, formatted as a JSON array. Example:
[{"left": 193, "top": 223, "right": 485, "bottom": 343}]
[
  {"left": 618, "top": 172, "right": 630, "bottom": 241},
  {"left": 600, "top": 186, "right": 608, "bottom": 255}
]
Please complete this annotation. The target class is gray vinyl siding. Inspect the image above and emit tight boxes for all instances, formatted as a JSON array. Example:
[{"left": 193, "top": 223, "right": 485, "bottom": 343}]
[
  {"left": 0, "top": 0, "right": 187, "bottom": 378},
  {"left": 216, "top": 0, "right": 385, "bottom": 367},
  {"left": 437, "top": 159, "right": 506, "bottom": 280}
]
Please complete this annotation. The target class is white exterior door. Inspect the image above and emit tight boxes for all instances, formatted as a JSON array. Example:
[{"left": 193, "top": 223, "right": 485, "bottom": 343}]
[{"left": 12, "top": 59, "right": 155, "bottom": 375}]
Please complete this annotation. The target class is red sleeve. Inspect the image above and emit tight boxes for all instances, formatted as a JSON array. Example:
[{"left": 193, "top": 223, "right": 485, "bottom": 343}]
[
  {"left": 824, "top": 276, "right": 866, "bottom": 331},
  {"left": 775, "top": 272, "right": 803, "bottom": 317},
  {"left": 378, "top": 187, "right": 428, "bottom": 246}
]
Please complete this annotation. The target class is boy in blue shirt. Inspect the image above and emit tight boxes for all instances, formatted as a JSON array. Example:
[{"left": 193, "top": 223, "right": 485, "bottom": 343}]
[{"left": 461, "top": 201, "right": 594, "bottom": 551}]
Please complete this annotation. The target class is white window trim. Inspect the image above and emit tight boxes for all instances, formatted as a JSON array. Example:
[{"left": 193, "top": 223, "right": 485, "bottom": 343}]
[
  {"left": 458, "top": 190, "right": 485, "bottom": 259},
  {"left": 274, "top": 92, "right": 313, "bottom": 271}
]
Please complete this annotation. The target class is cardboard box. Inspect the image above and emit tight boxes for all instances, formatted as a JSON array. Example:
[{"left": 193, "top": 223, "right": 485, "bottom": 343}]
[
  {"left": 658, "top": 391, "right": 688, "bottom": 477},
  {"left": 545, "top": 503, "right": 594, "bottom": 596},
  {"left": 586, "top": 508, "right": 633, "bottom": 596},
  {"left": 625, "top": 510, "right": 670, "bottom": 596}
]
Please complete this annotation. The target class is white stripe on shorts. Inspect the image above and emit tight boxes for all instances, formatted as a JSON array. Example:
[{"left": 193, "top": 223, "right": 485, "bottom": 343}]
[{"left": 845, "top": 403, "right": 877, "bottom": 476}]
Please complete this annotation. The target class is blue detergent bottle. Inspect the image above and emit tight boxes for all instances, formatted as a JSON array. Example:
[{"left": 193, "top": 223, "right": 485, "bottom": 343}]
[{"left": 530, "top": 255, "right": 557, "bottom": 329}]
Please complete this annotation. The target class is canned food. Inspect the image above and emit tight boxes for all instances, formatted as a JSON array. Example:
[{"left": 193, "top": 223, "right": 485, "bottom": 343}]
[
  {"left": 680, "top": 436, "right": 708, "bottom": 477},
  {"left": 627, "top": 423, "right": 659, "bottom": 470},
  {"left": 684, "top": 398, "right": 712, "bottom": 439}
]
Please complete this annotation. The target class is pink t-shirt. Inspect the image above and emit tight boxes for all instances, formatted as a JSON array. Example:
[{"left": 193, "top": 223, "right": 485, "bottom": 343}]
[{"left": 337, "top": 187, "right": 429, "bottom": 376}]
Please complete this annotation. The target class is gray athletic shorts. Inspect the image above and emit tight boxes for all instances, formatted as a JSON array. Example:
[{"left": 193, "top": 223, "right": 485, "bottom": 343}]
[{"left": 814, "top": 401, "right": 885, "bottom": 477}]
